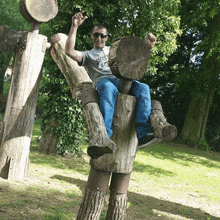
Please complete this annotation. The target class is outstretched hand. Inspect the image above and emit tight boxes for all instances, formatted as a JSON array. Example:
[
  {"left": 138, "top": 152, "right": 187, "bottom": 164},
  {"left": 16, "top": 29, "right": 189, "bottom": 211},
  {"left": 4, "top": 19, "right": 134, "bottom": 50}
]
[
  {"left": 146, "top": 33, "right": 156, "bottom": 48},
  {"left": 72, "top": 11, "right": 88, "bottom": 27}
]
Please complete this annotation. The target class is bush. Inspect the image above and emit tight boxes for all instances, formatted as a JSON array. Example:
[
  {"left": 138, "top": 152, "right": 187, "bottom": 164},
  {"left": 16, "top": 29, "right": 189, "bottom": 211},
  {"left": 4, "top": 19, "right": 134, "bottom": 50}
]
[{"left": 38, "top": 55, "right": 85, "bottom": 154}]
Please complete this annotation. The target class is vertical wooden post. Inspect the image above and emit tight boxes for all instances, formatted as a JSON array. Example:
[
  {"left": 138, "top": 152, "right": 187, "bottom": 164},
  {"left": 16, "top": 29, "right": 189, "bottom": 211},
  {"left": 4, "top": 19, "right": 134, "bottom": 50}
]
[{"left": 0, "top": 32, "right": 47, "bottom": 179}]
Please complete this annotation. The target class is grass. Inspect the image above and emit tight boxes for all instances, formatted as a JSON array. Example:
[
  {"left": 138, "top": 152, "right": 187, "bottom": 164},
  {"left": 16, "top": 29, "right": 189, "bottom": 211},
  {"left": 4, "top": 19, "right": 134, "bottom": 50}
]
[{"left": 0, "top": 120, "right": 220, "bottom": 219}]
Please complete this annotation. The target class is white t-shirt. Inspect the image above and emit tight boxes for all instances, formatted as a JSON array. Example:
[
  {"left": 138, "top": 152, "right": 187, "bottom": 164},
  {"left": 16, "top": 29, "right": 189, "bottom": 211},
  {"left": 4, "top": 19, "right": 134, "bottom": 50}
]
[{"left": 81, "top": 46, "right": 116, "bottom": 88}]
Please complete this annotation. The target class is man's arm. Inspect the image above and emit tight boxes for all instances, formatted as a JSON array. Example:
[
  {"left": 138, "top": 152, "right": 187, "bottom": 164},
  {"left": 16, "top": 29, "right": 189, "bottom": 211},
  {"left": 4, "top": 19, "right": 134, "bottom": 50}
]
[{"left": 65, "top": 11, "right": 88, "bottom": 63}]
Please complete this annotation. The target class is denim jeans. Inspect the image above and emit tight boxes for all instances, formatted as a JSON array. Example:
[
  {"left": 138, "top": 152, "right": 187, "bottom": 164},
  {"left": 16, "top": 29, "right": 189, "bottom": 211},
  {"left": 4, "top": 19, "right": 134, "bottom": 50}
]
[{"left": 97, "top": 77, "right": 151, "bottom": 140}]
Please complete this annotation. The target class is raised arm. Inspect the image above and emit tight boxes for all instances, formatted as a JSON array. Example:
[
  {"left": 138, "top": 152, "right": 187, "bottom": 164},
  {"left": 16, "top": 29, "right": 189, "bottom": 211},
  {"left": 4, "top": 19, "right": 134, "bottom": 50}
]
[{"left": 65, "top": 11, "right": 88, "bottom": 63}]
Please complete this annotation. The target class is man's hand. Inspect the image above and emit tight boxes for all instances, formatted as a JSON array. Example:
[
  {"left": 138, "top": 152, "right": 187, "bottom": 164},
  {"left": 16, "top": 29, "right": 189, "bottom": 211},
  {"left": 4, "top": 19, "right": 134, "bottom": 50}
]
[
  {"left": 72, "top": 11, "right": 88, "bottom": 27},
  {"left": 146, "top": 33, "right": 156, "bottom": 49}
]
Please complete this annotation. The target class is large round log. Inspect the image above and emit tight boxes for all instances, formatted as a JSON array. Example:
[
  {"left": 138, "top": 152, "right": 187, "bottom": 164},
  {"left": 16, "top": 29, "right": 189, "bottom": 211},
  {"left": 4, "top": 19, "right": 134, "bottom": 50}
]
[
  {"left": 19, "top": 0, "right": 58, "bottom": 23},
  {"left": 90, "top": 94, "right": 138, "bottom": 174},
  {"left": 108, "top": 36, "right": 151, "bottom": 80}
]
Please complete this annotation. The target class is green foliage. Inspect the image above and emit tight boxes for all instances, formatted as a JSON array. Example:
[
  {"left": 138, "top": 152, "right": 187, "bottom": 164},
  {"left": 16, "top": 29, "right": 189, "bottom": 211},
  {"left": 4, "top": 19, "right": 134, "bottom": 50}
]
[
  {"left": 0, "top": 0, "right": 29, "bottom": 30},
  {"left": 38, "top": 55, "right": 85, "bottom": 154},
  {"left": 197, "top": 138, "right": 212, "bottom": 151}
]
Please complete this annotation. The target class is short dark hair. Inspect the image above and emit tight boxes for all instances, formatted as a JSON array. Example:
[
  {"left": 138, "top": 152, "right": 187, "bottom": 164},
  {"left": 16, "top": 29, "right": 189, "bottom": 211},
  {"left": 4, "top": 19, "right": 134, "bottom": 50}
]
[{"left": 92, "top": 23, "right": 109, "bottom": 34}]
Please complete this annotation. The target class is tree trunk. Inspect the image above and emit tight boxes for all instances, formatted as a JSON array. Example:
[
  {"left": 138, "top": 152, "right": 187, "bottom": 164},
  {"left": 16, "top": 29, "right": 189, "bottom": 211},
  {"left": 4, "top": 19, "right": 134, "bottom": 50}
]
[
  {"left": 0, "top": 32, "right": 47, "bottom": 179},
  {"left": 38, "top": 117, "right": 58, "bottom": 155},
  {"left": 180, "top": 87, "right": 216, "bottom": 146}
]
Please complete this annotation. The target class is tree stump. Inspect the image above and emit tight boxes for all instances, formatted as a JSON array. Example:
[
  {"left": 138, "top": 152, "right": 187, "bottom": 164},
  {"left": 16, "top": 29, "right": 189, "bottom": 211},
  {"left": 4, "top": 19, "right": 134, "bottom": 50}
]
[
  {"left": 0, "top": 32, "right": 47, "bottom": 179},
  {"left": 38, "top": 117, "right": 58, "bottom": 155}
]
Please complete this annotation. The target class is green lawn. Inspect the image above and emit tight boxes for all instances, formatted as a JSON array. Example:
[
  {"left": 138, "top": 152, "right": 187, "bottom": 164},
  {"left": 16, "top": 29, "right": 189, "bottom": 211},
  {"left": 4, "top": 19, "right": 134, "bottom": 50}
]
[{"left": 0, "top": 121, "right": 220, "bottom": 220}]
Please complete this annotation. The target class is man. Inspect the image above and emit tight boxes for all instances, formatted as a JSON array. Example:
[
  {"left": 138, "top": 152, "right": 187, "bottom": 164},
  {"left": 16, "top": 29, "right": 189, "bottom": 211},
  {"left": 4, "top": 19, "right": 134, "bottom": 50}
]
[{"left": 65, "top": 11, "right": 156, "bottom": 147}]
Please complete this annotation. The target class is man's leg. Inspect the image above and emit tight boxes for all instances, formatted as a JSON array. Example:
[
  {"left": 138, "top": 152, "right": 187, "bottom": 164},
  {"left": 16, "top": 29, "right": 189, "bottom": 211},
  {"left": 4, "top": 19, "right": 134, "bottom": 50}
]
[
  {"left": 132, "top": 80, "right": 152, "bottom": 140},
  {"left": 77, "top": 167, "right": 111, "bottom": 220},
  {"left": 97, "top": 77, "right": 119, "bottom": 138}
]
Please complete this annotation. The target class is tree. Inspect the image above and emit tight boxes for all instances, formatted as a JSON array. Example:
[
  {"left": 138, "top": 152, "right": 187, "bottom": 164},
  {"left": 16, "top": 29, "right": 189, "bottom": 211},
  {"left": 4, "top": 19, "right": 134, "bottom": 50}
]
[{"left": 178, "top": 0, "right": 220, "bottom": 146}]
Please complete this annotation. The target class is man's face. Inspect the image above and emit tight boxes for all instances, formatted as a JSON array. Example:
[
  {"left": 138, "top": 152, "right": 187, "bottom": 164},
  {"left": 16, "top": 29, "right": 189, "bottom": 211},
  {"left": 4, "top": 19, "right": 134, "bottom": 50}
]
[{"left": 91, "top": 27, "right": 108, "bottom": 49}]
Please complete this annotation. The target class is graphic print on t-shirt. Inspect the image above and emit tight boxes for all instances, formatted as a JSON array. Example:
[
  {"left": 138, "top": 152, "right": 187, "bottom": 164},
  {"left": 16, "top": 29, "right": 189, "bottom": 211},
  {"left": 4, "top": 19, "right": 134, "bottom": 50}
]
[{"left": 96, "top": 52, "right": 109, "bottom": 69}]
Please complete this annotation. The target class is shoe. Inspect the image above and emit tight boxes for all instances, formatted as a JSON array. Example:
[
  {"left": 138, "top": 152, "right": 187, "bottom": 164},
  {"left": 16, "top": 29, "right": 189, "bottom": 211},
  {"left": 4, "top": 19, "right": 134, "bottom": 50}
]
[{"left": 138, "top": 133, "right": 155, "bottom": 146}]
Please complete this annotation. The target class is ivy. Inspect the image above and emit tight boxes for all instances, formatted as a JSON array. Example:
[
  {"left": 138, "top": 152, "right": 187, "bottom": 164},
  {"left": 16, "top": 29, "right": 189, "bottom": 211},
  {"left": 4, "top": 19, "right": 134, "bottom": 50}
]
[{"left": 37, "top": 55, "right": 85, "bottom": 154}]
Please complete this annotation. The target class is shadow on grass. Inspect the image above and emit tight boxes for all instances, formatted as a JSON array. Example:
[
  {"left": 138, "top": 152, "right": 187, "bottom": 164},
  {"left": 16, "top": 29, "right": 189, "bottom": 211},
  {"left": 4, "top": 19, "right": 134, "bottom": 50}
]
[
  {"left": 51, "top": 175, "right": 219, "bottom": 220},
  {"left": 141, "top": 141, "right": 220, "bottom": 169},
  {"left": 133, "top": 161, "right": 175, "bottom": 177},
  {"left": 0, "top": 179, "right": 82, "bottom": 220},
  {"left": 1, "top": 174, "right": 219, "bottom": 220}
]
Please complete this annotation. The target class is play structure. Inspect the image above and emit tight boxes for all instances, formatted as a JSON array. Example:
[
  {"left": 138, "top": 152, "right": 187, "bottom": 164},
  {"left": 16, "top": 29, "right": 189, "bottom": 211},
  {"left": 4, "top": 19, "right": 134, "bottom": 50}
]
[{"left": 0, "top": 1, "right": 177, "bottom": 219}]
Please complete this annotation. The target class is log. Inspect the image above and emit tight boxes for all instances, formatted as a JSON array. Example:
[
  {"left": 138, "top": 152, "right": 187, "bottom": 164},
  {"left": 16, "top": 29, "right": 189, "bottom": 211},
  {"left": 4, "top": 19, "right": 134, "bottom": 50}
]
[
  {"left": 50, "top": 33, "right": 92, "bottom": 98},
  {"left": 150, "top": 100, "right": 178, "bottom": 141},
  {"left": 0, "top": 32, "right": 47, "bottom": 179},
  {"left": 0, "top": 25, "right": 23, "bottom": 52},
  {"left": 19, "top": 0, "right": 58, "bottom": 23},
  {"left": 90, "top": 94, "right": 138, "bottom": 174},
  {"left": 108, "top": 36, "right": 151, "bottom": 80},
  {"left": 83, "top": 102, "right": 117, "bottom": 159}
]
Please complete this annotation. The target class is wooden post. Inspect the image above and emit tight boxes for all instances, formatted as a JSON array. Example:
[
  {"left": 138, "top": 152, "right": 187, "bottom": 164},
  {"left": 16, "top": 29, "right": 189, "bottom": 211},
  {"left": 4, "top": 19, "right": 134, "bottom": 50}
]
[
  {"left": 0, "top": 0, "right": 58, "bottom": 179},
  {"left": 90, "top": 94, "right": 137, "bottom": 173},
  {"left": 0, "top": 31, "right": 47, "bottom": 179}
]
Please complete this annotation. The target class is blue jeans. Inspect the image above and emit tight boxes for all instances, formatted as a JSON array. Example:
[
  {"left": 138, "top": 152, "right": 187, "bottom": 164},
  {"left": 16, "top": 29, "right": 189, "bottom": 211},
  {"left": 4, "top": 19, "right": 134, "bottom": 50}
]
[{"left": 97, "top": 77, "right": 151, "bottom": 140}]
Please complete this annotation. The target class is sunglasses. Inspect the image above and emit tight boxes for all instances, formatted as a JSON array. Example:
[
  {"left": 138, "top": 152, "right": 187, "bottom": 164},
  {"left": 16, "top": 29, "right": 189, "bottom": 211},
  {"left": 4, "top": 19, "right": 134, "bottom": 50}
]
[{"left": 92, "top": 32, "right": 108, "bottom": 38}]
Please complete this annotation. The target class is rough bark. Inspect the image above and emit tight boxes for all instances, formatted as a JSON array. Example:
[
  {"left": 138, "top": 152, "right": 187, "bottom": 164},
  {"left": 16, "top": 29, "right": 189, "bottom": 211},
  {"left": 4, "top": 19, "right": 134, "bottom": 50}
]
[
  {"left": 77, "top": 187, "right": 106, "bottom": 220},
  {"left": 108, "top": 36, "right": 151, "bottom": 80},
  {"left": 90, "top": 94, "right": 138, "bottom": 174},
  {"left": 0, "top": 32, "right": 47, "bottom": 179},
  {"left": 38, "top": 117, "right": 58, "bottom": 155},
  {"left": 50, "top": 33, "right": 92, "bottom": 98},
  {"left": 106, "top": 193, "right": 128, "bottom": 220}
]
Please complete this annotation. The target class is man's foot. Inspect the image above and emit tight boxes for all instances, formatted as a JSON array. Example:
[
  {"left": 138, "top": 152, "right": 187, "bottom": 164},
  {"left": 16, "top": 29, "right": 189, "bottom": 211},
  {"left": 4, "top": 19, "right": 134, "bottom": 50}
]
[{"left": 138, "top": 133, "right": 155, "bottom": 146}]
